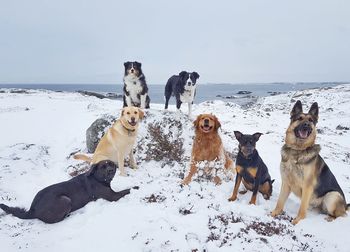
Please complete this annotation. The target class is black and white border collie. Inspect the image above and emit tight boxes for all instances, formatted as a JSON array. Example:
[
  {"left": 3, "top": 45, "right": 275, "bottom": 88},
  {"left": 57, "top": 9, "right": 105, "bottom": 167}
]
[
  {"left": 123, "top": 61, "right": 150, "bottom": 109},
  {"left": 164, "top": 71, "right": 200, "bottom": 116}
]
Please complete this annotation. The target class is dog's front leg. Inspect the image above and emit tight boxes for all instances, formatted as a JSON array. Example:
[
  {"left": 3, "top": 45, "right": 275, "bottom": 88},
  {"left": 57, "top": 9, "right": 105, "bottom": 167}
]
[
  {"left": 292, "top": 178, "right": 314, "bottom": 225},
  {"left": 249, "top": 177, "right": 260, "bottom": 205},
  {"left": 182, "top": 161, "right": 197, "bottom": 185},
  {"left": 140, "top": 94, "right": 147, "bottom": 109},
  {"left": 102, "top": 188, "right": 131, "bottom": 201},
  {"left": 228, "top": 173, "right": 242, "bottom": 201},
  {"left": 125, "top": 95, "right": 132, "bottom": 107},
  {"left": 188, "top": 102, "right": 192, "bottom": 117},
  {"left": 118, "top": 152, "right": 126, "bottom": 176},
  {"left": 129, "top": 150, "right": 138, "bottom": 169},
  {"left": 271, "top": 181, "right": 291, "bottom": 217}
]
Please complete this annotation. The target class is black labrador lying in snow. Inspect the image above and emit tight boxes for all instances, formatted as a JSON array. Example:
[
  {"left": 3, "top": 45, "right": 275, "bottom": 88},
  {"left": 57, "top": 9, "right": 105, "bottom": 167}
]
[{"left": 0, "top": 160, "right": 137, "bottom": 223}]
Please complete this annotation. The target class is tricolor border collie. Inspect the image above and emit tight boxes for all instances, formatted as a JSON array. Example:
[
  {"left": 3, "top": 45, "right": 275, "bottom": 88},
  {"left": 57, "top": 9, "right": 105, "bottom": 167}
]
[
  {"left": 123, "top": 61, "right": 150, "bottom": 109},
  {"left": 164, "top": 71, "right": 200, "bottom": 116}
]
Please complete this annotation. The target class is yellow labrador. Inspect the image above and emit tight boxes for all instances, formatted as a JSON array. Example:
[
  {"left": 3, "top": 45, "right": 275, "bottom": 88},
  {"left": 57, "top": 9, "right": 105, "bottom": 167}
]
[{"left": 75, "top": 106, "right": 144, "bottom": 176}]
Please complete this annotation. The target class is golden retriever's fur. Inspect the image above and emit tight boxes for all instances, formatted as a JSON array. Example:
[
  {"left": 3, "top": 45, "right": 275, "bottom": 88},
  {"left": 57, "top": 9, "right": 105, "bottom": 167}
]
[
  {"left": 182, "top": 114, "right": 234, "bottom": 185},
  {"left": 74, "top": 106, "right": 144, "bottom": 176}
]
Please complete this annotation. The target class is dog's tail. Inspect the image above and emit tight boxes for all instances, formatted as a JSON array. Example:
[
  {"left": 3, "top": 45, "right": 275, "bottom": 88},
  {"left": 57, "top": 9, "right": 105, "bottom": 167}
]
[
  {"left": 73, "top": 153, "right": 92, "bottom": 163},
  {"left": 0, "top": 203, "right": 34, "bottom": 219}
]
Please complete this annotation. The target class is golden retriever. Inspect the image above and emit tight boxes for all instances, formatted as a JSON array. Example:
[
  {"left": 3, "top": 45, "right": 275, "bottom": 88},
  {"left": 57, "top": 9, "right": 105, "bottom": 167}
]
[
  {"left": 182, "top": 114, "right": 234, "bottom": 185},
  {"left": 74, "top": 106, "right": 144, "bottom": 176}
]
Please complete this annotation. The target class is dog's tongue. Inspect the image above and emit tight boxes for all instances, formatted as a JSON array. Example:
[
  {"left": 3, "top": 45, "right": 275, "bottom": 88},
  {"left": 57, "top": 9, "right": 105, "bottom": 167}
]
[
  {"left": 298, "top": 129, "right": 309, "bottom": 139},
  {"left": 203, "top": 125, "right": 210, "bottom": 130}
]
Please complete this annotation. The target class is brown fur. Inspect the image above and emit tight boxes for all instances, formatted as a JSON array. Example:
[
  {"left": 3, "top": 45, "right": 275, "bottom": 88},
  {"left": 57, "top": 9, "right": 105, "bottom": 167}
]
[
  {"left": 182, "top": 114, "right": 234, "bottom": 185},
  {"left": 272, "top": 101, "right": 347, "bottom": 224},
  {"left": 74, "top": 107, "right": 144, "bottom": 176}
]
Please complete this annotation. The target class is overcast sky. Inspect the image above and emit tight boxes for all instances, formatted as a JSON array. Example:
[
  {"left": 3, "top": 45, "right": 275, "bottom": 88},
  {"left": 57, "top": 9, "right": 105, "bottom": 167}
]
[{"left": 0, "top": 0, "right": 349, "bottom": 84}]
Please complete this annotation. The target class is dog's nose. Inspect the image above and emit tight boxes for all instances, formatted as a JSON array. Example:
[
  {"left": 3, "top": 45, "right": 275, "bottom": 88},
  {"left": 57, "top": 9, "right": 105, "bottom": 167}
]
[
  {"left": 302, "top": 122, "right": 310, "bottom": 128},
  {"left": 204, "top": 119, "right": 209, "bottom": 124},
  {"left": 131, "top": 117, "right": 135, "bottom": 122},
  {"left": 131, "top": 69, "right": 134, "bottom": 73},
  {"left": 187, "top": 82, "right": 192, "bottom": 85}
]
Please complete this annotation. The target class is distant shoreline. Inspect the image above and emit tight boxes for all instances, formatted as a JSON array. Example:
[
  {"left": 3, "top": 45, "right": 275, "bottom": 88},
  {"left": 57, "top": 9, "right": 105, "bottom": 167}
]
[{"left": 0, "top": 82, "right": 346, "bottom": 106}]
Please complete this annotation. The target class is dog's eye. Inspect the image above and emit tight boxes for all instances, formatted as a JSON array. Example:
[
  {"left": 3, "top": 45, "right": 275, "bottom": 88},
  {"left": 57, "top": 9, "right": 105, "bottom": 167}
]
[
  {"left": 127, "top": 112, "right": 130, "bottom": 115},
  {"left": 134, "top": 111, "right": 137, "bottom": 114},
  {"left": 298, "top": 116, "right": 303, "bottom": 121},
  {"left": 308, "top": 118, "right": 314, "bottom": 123}
]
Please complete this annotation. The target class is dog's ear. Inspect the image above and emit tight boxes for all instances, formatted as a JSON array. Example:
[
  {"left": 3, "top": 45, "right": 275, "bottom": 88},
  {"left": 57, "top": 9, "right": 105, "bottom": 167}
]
[
  {"left": 124, "top": 62, "right": 130, "bottom": 68},
  {"left": 291, "top": 100, "right": 303, "bottom": 117},
  {"left": 308, "top": 102, "right": 319, "bottom": 121},
  {"left": 234, "top": 131, "right": 243, "bottom": 141},
  {"left": 193, "top": 115, "right": 201, "bottom": 129},
  {"left": 213, "top": 115, "right": 221, "bottom": 131},
  {"left": 253, "top": 132, "right": 263, "bottom": 141},
  {"left": 121, "top": 107, "right": 125, "bottom": 117},
  {"left": 179, "top": 71, "right": 187, "bottom": 79},
  {"left": 138, "top": 108, "right": 144, "bottom": 120},
  {"left": 86, "top": 163, "right": 98, "bottom": 177},
  {"left": 271, "top": 179, "right": 275, "bottom": 184},
  {"left": 192, "top": 72, "right": 200, "bottom": 79},
  {"left": 135, "top": 61, "right": 142, "bottom": 68}
]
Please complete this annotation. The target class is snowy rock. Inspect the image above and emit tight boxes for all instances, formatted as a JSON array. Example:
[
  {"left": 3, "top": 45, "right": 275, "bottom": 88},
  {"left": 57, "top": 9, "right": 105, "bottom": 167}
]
[{"left": 86, "top": 114, "right": 116, "bottom": 153}]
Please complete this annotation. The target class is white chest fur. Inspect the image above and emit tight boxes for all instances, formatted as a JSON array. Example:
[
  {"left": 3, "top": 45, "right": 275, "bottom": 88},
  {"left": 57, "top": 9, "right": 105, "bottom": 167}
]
[
  {"left": 124, "top": 76, "right": 143, "bottom": 103},
  {"left": 180, "top": 86, "right": 196, "bottom": 103}
]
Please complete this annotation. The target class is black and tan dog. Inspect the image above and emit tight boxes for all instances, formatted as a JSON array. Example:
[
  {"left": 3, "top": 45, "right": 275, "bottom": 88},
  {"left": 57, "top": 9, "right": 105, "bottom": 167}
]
[
  {"left": 228, "top": 131, "right": 274, "bottom": 205},
  {"left": 271, "top": 100, "right": 349, "bottom": 224},
  {"left": 0, "top": 160, "right": 137, "bottom": 224}
]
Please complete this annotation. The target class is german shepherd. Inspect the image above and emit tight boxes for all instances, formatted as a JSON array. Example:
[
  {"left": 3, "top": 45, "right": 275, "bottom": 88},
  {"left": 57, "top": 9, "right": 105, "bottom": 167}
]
[
  {"left": 228, "top": 131, "right": 274, "bottom": 204},
  {"left": 271, "top": 100, "right": 349, "bottom": 224}
]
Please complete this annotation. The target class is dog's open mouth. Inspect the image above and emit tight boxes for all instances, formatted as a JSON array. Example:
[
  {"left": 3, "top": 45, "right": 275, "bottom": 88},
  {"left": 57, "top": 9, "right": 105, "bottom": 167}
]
[
  {"left": 128, "top": 121, "right": 137, "bottom": 126},
  {"left": 201, "top": 124, "right": 213, "bottom": 132},
  {"left": 295, "top": 126, "right": 312, "bottom": 139}
]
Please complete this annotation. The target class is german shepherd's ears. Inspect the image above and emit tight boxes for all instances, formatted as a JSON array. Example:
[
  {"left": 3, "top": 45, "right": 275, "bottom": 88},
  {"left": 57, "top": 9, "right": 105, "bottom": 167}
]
[
  {"left": 308, "top": 102, "right": 319, "bottom": 119},
  {"left": 179, "top": 71, "right": 187, "bottom": 78},
  {"left": 234, "top": 131, "right": 243, "bottom": 141},
  {"left": 138, "top": 108, "right": 145, "bottom": 120},
  {"left": 86, "top": 163, "right": 98, "bottom": 177},
  {"left": 291, "top": 100, "right": 303, "bottom": 117},
  {"left": 192, "top": 72, "right": 200, "bottom": 79},
  {"left": 253, "top": 132, "right": 263, "bottom": 141}
]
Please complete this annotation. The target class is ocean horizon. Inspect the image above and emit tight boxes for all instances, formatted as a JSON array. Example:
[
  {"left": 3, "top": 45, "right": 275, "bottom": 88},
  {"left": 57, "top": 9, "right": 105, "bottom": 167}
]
[{"left": 0, "top": 82, "right": 346, "bottom": 105}]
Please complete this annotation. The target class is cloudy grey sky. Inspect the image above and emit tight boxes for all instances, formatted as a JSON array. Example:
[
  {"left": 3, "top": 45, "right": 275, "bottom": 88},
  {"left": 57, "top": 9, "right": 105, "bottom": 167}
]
[{"left": 0, "top": 0, "right": 349, "bottom": 84}]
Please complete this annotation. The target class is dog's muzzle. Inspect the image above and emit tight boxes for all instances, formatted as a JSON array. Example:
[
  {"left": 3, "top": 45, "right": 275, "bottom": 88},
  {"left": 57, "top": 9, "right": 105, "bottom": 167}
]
[
  {"left": 201, "top": 120, "right": 213, "bottom": 132},
  {"left": 295, "top": 123, "right": 312, "bottom": 139},
  {"left": 129, "top": 117, "right": 137, "bottom": 126}
]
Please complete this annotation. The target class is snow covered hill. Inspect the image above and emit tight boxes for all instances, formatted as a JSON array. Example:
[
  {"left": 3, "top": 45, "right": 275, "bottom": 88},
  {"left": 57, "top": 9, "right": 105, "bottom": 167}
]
[{"left": 0, "top": 85, "right": 349, "bottom": 251}]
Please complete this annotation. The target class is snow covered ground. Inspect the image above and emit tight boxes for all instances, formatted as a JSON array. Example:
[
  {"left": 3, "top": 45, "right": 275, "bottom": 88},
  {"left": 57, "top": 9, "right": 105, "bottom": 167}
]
[{"left": 0, "top": 85, "right": 349, "bottom": 251}]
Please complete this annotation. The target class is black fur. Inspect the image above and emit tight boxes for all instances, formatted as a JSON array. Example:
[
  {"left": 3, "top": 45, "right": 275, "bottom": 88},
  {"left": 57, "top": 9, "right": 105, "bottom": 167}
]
[
  {"left": 314, "top": 156, "right": 346, "bottom": 199},
  {"left": 123, "top": 61, "right": 150, "bottom": 108},
  {"left": 233, "top": 131, "right": 274, "bottom": 200},
  {"left": 164, "top": 71, "right": 200, "bottom": 110},
  {"left": 0, "top": 160, "right": 138, "bottom": 223}
]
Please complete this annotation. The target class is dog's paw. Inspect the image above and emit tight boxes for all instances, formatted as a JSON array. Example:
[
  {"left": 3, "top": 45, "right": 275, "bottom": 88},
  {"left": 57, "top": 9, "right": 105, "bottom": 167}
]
[
  {"left": 228, "top": 195, "right": 237, "bottom": 202},
  {"left": 132, "top": 186, "right": 140, "bottom": 190},
  {"left": 249, "top": 200, "right": 256, "bottom": 205},
  {"left": 119, "top": 172, "right": 127, "bottom": 177},
  {"left": 271, "top": 209, "right": 281, "bottom": 217},
  {"left": 291, "top": 214, "right": 305, "bottom": 225},
  {"left": 130, "top": 164, "right": 138, "bottom": 170}
]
